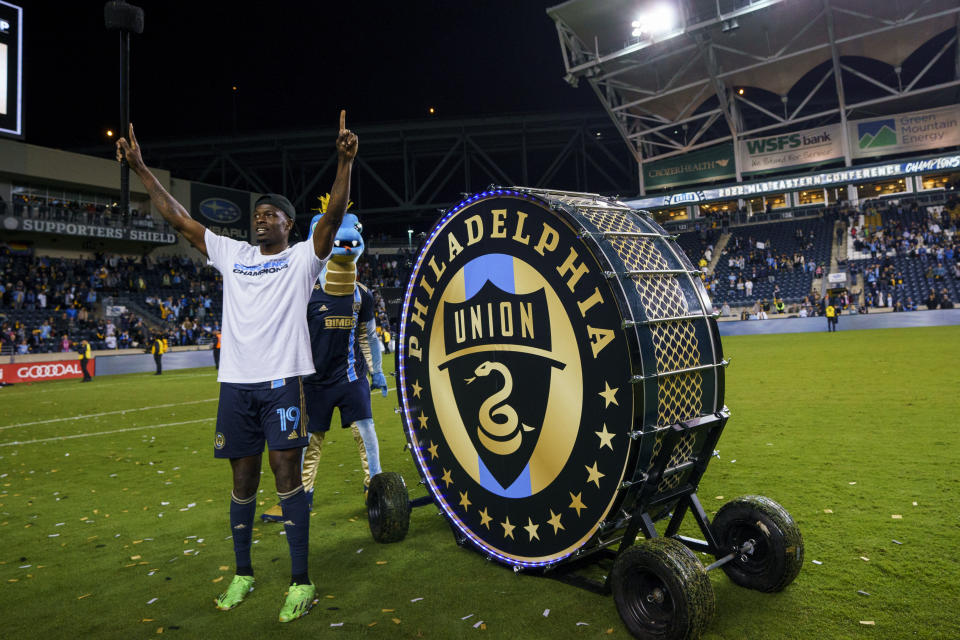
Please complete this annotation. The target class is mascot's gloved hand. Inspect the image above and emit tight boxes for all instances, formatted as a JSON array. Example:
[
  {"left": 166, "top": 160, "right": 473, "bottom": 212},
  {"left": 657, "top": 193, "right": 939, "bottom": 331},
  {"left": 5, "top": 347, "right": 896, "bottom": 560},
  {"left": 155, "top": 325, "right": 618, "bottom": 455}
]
[{"left": 371, "top": 371, "right": 388, "bottom": 397}]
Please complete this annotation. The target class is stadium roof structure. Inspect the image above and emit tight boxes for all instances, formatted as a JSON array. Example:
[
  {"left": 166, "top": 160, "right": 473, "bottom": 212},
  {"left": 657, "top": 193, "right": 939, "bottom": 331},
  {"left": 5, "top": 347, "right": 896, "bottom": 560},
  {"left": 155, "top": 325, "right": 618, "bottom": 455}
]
[{"left": 548, "top": 0, "right": 960, "bottom": 188}]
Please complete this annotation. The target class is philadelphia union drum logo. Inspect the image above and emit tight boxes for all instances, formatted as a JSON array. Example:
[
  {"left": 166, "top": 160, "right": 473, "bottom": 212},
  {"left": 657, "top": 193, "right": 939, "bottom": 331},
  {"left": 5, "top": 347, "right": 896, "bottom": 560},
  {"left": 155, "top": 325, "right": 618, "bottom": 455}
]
[{"left": 398, "top": 190, "right": 634, "bottom": 565}]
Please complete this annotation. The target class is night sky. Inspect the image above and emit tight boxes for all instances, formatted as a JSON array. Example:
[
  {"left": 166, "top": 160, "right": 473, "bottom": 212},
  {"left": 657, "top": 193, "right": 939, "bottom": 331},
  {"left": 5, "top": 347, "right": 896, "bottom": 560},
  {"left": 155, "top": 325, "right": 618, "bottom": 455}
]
[{"left": 19, "top": 0, "right": 601, "bottom": 151}]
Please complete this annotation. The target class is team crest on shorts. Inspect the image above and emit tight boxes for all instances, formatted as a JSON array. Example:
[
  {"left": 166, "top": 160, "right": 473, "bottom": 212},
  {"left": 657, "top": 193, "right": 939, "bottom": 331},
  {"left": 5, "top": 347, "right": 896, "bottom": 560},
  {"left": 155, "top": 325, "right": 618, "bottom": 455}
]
[
  {"left": 215, "top": 432, "right": 225, "bottom": 449},
  {"left": 397, "top": 190, "right": 634, "bottom": 565}
]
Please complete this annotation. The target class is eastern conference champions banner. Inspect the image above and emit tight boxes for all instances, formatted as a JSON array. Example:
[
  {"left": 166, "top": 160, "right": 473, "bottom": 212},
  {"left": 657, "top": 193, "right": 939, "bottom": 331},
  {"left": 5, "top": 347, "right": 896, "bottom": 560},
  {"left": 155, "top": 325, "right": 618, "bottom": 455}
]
[
  {"left": 189, "top": 182, "right": 251, "bottom": 242},
  {"left": 850, "top": 105, "right": 960, "bottom": 159}
]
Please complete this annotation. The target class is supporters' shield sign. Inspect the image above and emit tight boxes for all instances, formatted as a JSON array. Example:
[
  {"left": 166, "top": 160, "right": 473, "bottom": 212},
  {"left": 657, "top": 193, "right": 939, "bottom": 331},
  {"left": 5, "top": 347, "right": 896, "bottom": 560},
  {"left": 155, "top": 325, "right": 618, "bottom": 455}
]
[{"left": 397, "top": 191, "right": 634, "bottom": 565}]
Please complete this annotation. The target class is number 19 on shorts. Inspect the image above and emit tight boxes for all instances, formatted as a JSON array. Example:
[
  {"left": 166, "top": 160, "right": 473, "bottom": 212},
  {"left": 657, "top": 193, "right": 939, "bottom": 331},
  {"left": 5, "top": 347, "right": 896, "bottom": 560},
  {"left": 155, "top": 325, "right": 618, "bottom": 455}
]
[{"left": 276, "top": 406, "right": 301, "bottom": 432}]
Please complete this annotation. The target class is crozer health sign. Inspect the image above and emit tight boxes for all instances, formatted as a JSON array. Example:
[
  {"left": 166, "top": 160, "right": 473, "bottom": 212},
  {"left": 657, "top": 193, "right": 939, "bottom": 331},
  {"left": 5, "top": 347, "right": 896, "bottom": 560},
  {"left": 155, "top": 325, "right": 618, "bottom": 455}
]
[{"left": 397, "top": 190, "right": 635, "bottom": 566}]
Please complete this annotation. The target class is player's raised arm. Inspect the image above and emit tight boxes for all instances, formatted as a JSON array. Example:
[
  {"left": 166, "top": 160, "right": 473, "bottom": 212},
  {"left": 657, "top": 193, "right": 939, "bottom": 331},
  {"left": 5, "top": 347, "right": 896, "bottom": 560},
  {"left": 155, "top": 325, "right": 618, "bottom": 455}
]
[
  {"left": 117, "top": 123, "right": 209, "bottom": 256},
  {"left": 313, "top": 110, "right": 357, "bottom": 260}
]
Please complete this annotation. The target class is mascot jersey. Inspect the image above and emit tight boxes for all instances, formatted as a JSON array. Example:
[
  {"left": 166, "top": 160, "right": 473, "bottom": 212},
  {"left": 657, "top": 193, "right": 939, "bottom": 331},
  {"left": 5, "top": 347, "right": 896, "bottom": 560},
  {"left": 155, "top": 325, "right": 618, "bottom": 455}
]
[{"left": 304, "top": 282, "right": 376, "bottom": 386}]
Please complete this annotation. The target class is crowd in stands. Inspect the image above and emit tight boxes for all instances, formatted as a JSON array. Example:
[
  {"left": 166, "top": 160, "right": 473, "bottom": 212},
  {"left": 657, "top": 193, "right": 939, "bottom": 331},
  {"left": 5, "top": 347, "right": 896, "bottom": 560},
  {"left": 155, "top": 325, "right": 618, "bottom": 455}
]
[
  {"left": 845, "top": 196, "right": 959, "bottom": 312},
  {"left": 674, "top": 194, "right": 959, "bottom": 319},
  {"left": 4, "top": 191, "right": 954, "bottom": 355},
  {"left": 0, "top": 243, "right": 407, "bottom": 356}
]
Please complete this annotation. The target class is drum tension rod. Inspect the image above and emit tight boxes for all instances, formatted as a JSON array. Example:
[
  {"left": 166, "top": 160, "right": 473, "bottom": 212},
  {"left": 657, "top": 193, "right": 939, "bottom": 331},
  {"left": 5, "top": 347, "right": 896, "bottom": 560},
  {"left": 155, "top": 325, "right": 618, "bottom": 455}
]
[
  {"left": 619, "top": 473, "right": 649, "bottom": 488},
  {"left": 605, "top": 269, "right": 703, "bottom": 278},
  {"left": 622, "top": 310, "right": 721, "bottom": 328},
  {"left": 630, "top": 360, "right": 730, "bottom": 383}
]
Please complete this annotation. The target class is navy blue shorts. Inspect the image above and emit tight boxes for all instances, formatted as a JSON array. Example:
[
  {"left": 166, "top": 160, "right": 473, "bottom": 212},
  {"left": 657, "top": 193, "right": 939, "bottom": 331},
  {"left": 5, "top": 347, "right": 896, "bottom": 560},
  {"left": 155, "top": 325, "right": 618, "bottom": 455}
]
[
  {"left": 304, "top": 377, "right": 372, "bottom": 432},
  {"left": 214, "top": 377, "right": 309, "bottom": 458}
]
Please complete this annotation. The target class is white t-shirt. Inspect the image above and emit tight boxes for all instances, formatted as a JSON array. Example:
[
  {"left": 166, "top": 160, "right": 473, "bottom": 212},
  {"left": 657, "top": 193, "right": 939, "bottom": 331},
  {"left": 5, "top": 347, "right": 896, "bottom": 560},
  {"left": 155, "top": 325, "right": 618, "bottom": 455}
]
[{"left": 205, "top": 229, "right": 326, "bottom": 383}]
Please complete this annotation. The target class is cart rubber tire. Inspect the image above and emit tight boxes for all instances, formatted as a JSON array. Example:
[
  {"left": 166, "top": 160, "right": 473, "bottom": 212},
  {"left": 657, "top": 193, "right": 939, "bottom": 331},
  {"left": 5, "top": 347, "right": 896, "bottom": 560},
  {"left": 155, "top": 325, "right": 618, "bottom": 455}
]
[
  {"left": 711, "top": 495, "right": 803, "bottom": 592},
  {"left": 611, "top": 537, "right": 715, "bottom": 640},
  {"left": 366, "top": 472, "right": 410, "bottom": 543}
]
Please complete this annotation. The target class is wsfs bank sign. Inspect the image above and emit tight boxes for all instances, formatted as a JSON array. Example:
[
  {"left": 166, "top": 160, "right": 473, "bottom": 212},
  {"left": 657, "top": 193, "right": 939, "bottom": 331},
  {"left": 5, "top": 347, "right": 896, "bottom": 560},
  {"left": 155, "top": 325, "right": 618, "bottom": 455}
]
[{"left": 398, "top": 190, "right": 633, "bottom": 566}]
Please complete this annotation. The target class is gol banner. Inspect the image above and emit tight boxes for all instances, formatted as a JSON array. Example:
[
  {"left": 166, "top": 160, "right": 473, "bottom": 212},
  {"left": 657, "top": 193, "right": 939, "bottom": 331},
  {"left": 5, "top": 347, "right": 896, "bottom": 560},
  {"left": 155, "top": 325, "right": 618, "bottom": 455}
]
[{"left": 0, "top": 359, "right": 94, "bottom": 383}]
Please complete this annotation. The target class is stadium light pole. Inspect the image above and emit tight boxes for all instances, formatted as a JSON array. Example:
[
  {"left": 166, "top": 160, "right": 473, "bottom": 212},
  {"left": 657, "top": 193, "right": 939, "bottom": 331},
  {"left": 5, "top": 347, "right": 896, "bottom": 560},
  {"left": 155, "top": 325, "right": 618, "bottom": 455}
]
[{"left": 104, "top": 0, "right": 144, "bottom": 217}]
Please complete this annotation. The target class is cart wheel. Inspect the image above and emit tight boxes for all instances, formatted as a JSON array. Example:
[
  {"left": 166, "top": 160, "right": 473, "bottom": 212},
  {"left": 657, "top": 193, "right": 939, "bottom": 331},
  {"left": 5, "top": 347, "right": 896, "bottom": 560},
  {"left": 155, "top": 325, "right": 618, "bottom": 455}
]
[
  {"left": 611, "top": 538, "right": 715, "bottom": 640},
  {"left": 366, "top": 472, "right": 410, "bottom": 543},
  {"left": 711, "top": 495, "right": 803, "bottom": 592}
]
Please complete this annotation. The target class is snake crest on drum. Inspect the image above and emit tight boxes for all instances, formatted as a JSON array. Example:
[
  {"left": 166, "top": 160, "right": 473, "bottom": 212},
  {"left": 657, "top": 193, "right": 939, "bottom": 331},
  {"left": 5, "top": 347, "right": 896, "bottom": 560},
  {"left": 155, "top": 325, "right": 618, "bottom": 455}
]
[{"left": 398, "top": 191, "right": 635, "bottom": 565}]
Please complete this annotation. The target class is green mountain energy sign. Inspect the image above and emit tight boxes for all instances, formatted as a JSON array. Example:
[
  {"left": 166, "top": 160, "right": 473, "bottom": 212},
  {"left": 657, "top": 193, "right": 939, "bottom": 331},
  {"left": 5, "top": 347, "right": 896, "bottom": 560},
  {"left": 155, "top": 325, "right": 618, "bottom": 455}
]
[
  {"left": 643, "top": 144, "right": 735, "bottom": 189},
  {"left": 850, "top": 106, "right": 960, "bottom": 159}
]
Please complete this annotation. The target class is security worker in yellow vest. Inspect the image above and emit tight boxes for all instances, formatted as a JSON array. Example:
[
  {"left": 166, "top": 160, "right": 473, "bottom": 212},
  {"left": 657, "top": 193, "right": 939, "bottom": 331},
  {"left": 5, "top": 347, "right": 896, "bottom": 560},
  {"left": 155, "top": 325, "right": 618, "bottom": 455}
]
[
  {"left": 150, "top": 333, "right": 165, "bottom": 375},
  {"left": 825, "top": 302, "right": 838, "bottom": 332},
  {"left": 78, "top": 339, "right": 93, "bottom": 382}
]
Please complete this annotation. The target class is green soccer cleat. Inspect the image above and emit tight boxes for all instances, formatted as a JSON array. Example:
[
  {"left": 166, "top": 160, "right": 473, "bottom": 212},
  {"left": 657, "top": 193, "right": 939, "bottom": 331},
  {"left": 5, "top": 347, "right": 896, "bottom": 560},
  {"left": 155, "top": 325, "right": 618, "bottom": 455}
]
[
  {"left": 278, "top": 582, "right": 316, "bottom": 623},
  {"left": 215, "top": 574, "right": 255, "bottom": 610}
]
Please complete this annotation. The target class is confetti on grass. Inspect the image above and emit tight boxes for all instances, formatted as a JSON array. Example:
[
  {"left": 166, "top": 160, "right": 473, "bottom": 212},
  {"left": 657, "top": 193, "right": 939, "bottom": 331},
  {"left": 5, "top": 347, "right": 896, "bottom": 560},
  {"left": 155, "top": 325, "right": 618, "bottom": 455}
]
[
  {"left": 857, "top": 590, "right": 871, "bottom": 596},
  {"left": 823, "top": 509, "right": 833, "bottom": 514},
  {"left": 892, "top": 540, "right": 902, "bottom": 545},
  {"left": 462, "top": 614, "right": 474, "bottom": 620},
  {"left": 147, "top": 597, "right": 158, "bottom": 605},
  {"left": 330, "top": 623, "right": 343, "bottom": 627},
  {"left": 812, "top": 560, "right": 823, "bottom": 565},
  {"left": 892, "top": 514, "right": 902, "bottom": 519},
  {"left": 411, "top": 597, "right": 423, "bottom": 602},
  {"left": 860, "top": 621, "right": 875, "bottom": 626},
  {"left": 472, "top": 620, "right": 484, "bottom": 628},
  {"left": 577, "top": 622, "right": 590, "bottom": 626},
  {"left": 543, "top": 609, "right": 550, "bottom": 617}
]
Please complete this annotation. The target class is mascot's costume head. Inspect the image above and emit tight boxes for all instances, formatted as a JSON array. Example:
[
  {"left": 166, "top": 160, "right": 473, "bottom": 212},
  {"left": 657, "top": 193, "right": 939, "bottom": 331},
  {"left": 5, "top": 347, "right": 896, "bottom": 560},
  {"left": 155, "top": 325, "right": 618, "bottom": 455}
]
[{"left": 308, "top": 194, "right": 363, "bottom": 296}]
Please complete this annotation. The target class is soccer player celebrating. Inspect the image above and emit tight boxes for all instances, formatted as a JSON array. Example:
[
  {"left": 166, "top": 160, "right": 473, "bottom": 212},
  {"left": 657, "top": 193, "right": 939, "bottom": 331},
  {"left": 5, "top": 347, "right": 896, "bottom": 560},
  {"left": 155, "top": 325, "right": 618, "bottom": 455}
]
[{"left": 116, "top": 111, "right": 357, "bottom": 623}]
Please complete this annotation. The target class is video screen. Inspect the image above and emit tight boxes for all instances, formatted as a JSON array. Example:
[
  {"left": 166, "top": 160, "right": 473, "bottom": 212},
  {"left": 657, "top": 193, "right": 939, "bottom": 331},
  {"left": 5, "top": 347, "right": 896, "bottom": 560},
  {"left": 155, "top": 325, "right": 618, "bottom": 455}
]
[{"left": 0, "top": 1, "right": 22, "bottom": 138}]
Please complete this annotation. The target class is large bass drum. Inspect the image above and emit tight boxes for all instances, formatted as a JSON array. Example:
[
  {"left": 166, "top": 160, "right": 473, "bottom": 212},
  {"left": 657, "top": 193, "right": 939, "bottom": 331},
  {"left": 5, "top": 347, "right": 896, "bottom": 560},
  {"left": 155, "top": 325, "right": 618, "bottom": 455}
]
[{"left": 395, "top": 187, "right": 726, "bottom": 567}]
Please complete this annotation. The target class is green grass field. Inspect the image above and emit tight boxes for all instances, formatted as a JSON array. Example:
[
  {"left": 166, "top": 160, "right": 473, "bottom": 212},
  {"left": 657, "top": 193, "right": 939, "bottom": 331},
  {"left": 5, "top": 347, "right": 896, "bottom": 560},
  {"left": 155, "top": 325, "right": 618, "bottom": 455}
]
[{"left": 1, "top": 325, "right": 958, "bottom": 639}]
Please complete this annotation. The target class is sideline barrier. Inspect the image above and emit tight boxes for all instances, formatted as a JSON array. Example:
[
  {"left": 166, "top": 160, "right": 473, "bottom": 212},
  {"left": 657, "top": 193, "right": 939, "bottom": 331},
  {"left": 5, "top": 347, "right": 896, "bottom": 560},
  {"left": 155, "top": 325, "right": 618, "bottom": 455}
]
[
  {"left": 95, "top": 349, "right": 216, "bottom": 376},
  {"left": 2, "top": 346, "right": 216, "bottom": 379},
  {"left": 717, "top": 308, "right": 960, "bottom": 336}
]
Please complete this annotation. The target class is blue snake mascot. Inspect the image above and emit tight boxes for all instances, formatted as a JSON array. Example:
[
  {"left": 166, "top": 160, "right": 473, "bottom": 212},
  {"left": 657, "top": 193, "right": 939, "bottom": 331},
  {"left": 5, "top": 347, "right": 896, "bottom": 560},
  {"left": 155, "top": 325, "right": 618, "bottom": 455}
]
[{"left": 262, "top": 197, "right": 388, "bottom": 521}]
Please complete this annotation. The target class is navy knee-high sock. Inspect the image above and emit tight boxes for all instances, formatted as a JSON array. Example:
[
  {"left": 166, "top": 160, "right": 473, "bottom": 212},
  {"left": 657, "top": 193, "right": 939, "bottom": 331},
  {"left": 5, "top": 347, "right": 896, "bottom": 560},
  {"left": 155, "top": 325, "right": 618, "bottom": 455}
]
[
  {"left": 230, "top": 491, "right": 257, "bottom": 576},
  {"left": 279, "top": 485, "right": 310, "bottom": 585}
]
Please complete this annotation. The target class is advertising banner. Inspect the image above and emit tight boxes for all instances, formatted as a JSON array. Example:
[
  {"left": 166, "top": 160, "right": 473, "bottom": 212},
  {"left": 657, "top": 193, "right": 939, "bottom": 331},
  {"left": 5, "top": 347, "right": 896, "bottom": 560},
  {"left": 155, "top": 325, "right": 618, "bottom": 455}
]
[
  {"left": 644, "top": 144, "right": 735, "bottom": 189},
  {"left": 850, "top": 105, "right": 960, "bottom": 159},
  {"left": 626, "top": 152, "right": 960, "bottom": 210},
  {"left": 189, "top": 182, "right": 251, "bottom": 242},
  {"left": 740, "top": 124, "right": 844, "bottom": 175},
  {"left": 1, "top": 216, "right": 176, "bottom": 243},
  {"left": 0, "top": 359, "right": 94, "bottom": 383}
]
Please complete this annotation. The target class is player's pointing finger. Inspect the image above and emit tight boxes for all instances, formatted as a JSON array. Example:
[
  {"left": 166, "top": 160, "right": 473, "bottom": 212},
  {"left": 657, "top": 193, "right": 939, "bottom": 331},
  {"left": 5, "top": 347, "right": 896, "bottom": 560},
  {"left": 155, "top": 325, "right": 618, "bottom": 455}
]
[{"left": 339, "top": 110, "right": 346, "bottom": 132}]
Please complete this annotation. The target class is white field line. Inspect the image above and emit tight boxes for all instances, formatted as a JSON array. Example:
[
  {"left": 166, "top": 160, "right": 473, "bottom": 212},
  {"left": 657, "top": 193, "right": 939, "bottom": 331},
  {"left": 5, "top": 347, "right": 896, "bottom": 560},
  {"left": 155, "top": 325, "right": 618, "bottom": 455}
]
[
  {"left": 0, "top": 398, "right": 219, "bottom": 430},
  {"left": 0, "top": 418, "right": 213, "bottom": 447}
]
